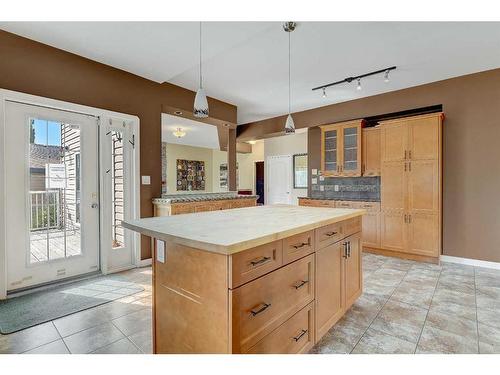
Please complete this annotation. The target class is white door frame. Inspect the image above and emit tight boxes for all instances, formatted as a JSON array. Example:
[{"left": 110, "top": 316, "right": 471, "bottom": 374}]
[{"left": 0, "top": 89, "right": 141, "bottom": 299}]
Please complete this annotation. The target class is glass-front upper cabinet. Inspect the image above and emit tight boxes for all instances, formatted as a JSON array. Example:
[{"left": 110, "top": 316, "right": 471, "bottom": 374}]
[
  {"left": 321, "top": 127, "right": 340, "bottom": 176},
  {"left": 320, "top": 120, "right": 363, "bottom": 177}
]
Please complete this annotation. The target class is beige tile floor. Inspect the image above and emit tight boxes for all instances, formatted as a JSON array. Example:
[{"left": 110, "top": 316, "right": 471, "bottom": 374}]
[
  {"left": 1, "top": 253, "right": 500, "bottom": 354},
  {"left": 0, "top": 267, "right": 152, "bottom": 354},
  {"left": 311, "top": 253, "right": 500, "bottom": 354}
]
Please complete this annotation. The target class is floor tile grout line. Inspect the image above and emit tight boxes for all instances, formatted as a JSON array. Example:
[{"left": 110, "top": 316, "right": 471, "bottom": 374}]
[
  {"left": 413, "top": 265, "right": 442, "bottom": 354},
  {"left": 474, "top": 267, "right": 480, "bottom": 354},
  {"left": 350, "top": 257, "right": 412, "bottom": 353},
  {"left": 52, "top": 320, "right": 72, "bottom": 354}
]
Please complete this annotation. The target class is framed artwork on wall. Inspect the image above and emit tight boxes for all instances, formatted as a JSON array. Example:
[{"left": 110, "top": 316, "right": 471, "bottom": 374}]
[{"left": 176, "top": 159, "right": 205, "bottom": 191}]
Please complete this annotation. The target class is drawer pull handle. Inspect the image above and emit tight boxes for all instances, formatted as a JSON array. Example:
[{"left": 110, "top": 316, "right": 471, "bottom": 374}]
[
  {"left": 293, "top": 280, "right": 309, "bottom": 289},
  {"left": 292, "top": 329, "right": 308, "bottom": 342},
  {"left": 250, "top": 256, "right": 271, "bottom": 266},
  {"left": 250, "top": 302, "right": 271, "bottom": 316},
  {"left": 324, "top": 231, "right": 338, "bottom": 237},
  {"left": 292, "top": 242, "right": 309, "bottom": 249}
]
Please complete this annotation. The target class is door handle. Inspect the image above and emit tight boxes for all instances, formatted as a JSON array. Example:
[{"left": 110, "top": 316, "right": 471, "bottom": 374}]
[
  {"left": 292, "top": 329, "right": 308, "bottom": 342},
  {"left": 347, "top": 241, "right": 351, "bottom": 257},
  {"left": 91, "top": 203, "right": 99, "bottom": 209},
  {"left": 292, "top": 242, "right": 309, "bottom": 249},
  {"left": 325, "top": 231, "right": 338, "bottom": 237},
  {"left": 250, "top": 302, "right": 271, "bottom": 317},
  {"left": 293, "top": 280, "right": 309, "bottom": 289},
  {"left": 250, "top": 256, "right": 271, "bottom": 266},
  {"left": 343, "top": 242, "right": 348, "bottom": 258}
]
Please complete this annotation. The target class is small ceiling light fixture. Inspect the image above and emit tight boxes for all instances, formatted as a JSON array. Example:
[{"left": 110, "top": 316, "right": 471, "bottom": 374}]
[
  {"left": 248, "top": 140, "right": 257, "bottom": 145},
  {"left": 173, "top": 127, "right": 186, "bottom": 138},
  {"left": 356, "top": 78, "right": 362, "bottom": 91},
  {"left": 322, "top": 87, "right": 327, "bottom": 98},
  {"left": 283, "top": 21, "right": 296, "bottom": 135},
  {"left": 384, "top": 69, "right": 390, "bottom": 83},
  {"left": 194, "top": 22, "right": 209, "bottom": 118},
  {"left": 174, "top": 110, "right": 183, "bottom": 116}
]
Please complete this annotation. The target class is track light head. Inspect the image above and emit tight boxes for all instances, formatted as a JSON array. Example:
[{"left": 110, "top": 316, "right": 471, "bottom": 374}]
[
  {"left": 322, "top": 87, "right": 327, "bottom": 98},
  {"left": 356, "top": 78, "right": 362, "bottom": 91},
  {"left": 384, "top": 69, "right": 390, "bottom": 83}
]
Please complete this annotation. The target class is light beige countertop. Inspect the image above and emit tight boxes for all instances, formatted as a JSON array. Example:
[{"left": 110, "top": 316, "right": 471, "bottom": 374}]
[{"left": 123, "top": 205, "right": 364, "bottom": 255}]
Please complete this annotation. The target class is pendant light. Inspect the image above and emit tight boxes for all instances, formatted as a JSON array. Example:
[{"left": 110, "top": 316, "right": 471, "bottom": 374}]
[
  {"left": 194, "top": 22, "right": 209, "bottom": 118},
  {"left": 283, "top": 22, "right": 296, "bottom": 134}
]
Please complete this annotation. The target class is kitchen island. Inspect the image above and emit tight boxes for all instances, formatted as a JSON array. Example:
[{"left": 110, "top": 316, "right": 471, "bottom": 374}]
[{"left": 123, "top": 205, "right": 365, "bottom": 354}]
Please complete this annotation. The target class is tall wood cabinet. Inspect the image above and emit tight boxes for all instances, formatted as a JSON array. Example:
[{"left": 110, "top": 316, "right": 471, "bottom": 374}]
[
  {"left": 320, "top": 120, "right": 363, "bottom": 177},
  {"left": 380, "top": 113, "right": 442, "bottom": 259}
]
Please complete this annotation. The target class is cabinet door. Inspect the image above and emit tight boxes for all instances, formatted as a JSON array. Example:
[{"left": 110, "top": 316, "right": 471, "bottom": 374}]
[
  {"left": 341, "top": 124, "right": 361, "bottom": 176},
  {"left": 315, "top": 241, "right": 344, "bottom": 341},
  {"left": 362, "top": 128, "right": 381, "bottom": 176},
  {"left": 381, "top": 121, "right": 408, "bottom": 162},
  {"left": 381, "top": 161, "right": 407, "bottom": 212},
  {"left": 321, "top": 127, "right": 341, "bottom": 176},
  {"left": 408, "top": 160, "right": 439, "bottom": 215},
  {"left": 345, "top": 233, "right": 362, "bottom": 309},
  {"left": 408, "top": 115, "right": 440, "bottom": 161},
  {"left": 362, "top": 211, "right": 380, "bottom": 249},
  {"left": 407, "top": 213, "right": 439, "bottom": 257},
  {"left": 380, "top": 212, "right": 407, "bottom": 252}
]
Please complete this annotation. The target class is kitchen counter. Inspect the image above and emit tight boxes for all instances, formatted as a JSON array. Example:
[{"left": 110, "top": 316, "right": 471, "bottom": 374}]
[
  {"left": 152, "top": 191, "right": 258, "bottom": 204},
  {"left": 123, "top": 204, "right": 365, "bottom": 255},
  {"left": 299, "top": 196, "right": 380, "bottom": 202}
]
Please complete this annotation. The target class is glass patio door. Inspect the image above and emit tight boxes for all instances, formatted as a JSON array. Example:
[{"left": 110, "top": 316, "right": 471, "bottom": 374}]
[{"left": 5, "top": 101, "right": 100, "bottom": 291}]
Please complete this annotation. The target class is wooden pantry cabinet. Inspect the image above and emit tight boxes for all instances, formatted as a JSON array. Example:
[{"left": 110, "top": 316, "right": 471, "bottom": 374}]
[
  {"left": 320, "top": 120, "right": 363, "bottom": 177},
  {"left": 380, "top": 113, "right": 443, "bottom": 260}
]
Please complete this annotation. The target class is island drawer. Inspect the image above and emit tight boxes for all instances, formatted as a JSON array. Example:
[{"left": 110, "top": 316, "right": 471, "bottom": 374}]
[
  {"left": 230, "top": 240, "right": 283, "bottom": 288},
  {"left": 282, "top": 230, "right": 315, "bottom": 264},
  {"left": 245, "top": 302, "right": 315, "bottom": 354},
  {"left": 315, "top": 222, "right": 344, "bottom": 249},
  {"left": 231, "top": 254, "right": 315, "bottom": 353}
]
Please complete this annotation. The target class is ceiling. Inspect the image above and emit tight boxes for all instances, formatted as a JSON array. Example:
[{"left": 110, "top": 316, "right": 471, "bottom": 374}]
[
  {"left": 2, "top": 22, "right": 500, "bottom": 124},
  {"left": 162, "top": 114, "right": 219, "bottom": 149}
]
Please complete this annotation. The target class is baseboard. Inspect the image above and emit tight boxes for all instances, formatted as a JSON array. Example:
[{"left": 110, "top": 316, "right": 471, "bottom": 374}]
[
  {"left": 137, "top": 258, "right": 152, "bottom": 267},
  {"left": 440, "top": 255, "right": 500, "bottom": 270},
  {"left": 363, "top": 247, "right": 439, "bottom": 264}
]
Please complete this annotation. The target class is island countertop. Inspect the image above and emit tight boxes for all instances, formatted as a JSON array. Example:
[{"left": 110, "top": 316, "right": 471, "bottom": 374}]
[{"left": 123, "top": 204, "right": 364, "bottom": 255}]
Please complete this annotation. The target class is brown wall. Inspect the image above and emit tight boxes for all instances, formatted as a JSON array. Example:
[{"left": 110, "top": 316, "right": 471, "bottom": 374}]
[
  {"left": 239, "top": 68, "right": 500, "bottom": 263},
  {"left": 0, "top": 30, "right": 237, "bottom": 259}
]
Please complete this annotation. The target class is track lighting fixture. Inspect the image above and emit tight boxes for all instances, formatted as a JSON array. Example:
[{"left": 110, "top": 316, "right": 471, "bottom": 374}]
[
  {"left": 312, "top": 66, "right": 396, "bottom": 94},
  {"left": 322, "top": 87, "right": 327, "bottom": 98}
]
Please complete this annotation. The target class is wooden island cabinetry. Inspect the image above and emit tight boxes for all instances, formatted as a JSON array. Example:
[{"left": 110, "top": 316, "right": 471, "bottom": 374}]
[{"left": 123, "top": 205, "right": 364, "bottom": 354}]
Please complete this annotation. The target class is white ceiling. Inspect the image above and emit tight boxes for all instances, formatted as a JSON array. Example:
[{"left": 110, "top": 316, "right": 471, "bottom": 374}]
[
  {"left": 2, "top": 22, "right": 500, "bottom": 124},
  {"left": 161, "top": 114, "right": 219, "bottom": 149}
]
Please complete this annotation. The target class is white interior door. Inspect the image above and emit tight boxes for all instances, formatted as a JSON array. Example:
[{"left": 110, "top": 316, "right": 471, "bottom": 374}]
[
  {"left": 266, "top": 155, "right": 292, "bottom": 205},
  {"left": 5, "top": 101, "right": 100, "bottom": 291}
]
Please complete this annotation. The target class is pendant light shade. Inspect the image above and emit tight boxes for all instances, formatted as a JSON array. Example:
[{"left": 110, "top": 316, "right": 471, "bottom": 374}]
[
  {"left": 194, "top": 22, "right": 209, "bottom": 118},
  {"left": 284, "top": 114, "right": 295, "bottom": 134},
  {"left": 194, "top": 88, "right": 209, "bottom": 118}
]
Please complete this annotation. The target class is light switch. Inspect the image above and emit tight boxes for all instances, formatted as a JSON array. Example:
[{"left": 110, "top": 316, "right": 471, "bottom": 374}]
[
  {"left": 311, "top": 169, "right": 318, "bottom": 176},
  {"left": 141, "top": 175, "right": 151, "bottom": 185},
  {"left": 156, "top": 240, "right": 165, "bottom": 263}
]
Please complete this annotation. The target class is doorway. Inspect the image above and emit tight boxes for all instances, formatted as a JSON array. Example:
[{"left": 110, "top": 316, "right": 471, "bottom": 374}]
[
  {"left": 255, "top": 161, "right": 264, "bottom": 205},
  {"left": 266, "top": 155, "right": 292, "bottom": 205},
  {"left": 4, "top": 101, "right": 100, "bottom": 291}
]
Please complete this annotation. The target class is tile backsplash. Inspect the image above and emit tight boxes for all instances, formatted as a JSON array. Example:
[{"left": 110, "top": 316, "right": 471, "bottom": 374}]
[{"left": 311, "top": 175, "right": 380, "bottom": 201}]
